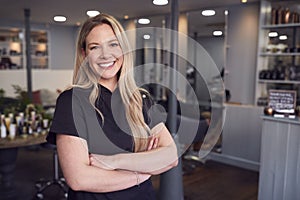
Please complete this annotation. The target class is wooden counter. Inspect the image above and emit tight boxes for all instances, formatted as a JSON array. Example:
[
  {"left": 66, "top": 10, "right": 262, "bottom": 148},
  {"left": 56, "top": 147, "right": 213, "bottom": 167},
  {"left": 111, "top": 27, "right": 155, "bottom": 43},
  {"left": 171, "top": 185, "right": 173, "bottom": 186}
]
[
  {"left": 0, "top": 133, "right": 47, "bottom": 200},
  {"left": 0, "top": 133, "right": 47, "bottom": 149}
]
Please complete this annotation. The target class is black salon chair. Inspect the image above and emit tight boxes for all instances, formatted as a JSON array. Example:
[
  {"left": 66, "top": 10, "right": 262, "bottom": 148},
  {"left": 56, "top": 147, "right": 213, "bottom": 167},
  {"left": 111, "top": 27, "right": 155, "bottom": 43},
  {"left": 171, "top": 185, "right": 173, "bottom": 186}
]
[{"left": 35, "top": 143, "right": 68, "bottom": 199}]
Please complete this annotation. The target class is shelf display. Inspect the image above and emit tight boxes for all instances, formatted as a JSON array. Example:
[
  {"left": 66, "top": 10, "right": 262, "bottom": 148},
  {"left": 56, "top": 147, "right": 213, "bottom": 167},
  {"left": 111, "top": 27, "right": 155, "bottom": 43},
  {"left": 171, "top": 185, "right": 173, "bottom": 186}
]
[
  {"left": 0, "top": 28, "right": 23, "bottom": 69},
  {"left": 30, "top": 30, "right": 49, "bottom": 69},
  {"left": 0, "top": 28, "right": 49, "bottom": 70},
  {"left": 256, "top": 0, "right": 300, "bottom": 107}
]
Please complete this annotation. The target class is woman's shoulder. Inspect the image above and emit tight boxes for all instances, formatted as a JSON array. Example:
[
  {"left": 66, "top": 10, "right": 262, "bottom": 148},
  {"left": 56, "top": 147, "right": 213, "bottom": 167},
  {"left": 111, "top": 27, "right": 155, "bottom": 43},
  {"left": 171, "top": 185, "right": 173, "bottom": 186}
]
[{"left": 56, "top": 88, "right": 74, "bottom": 105}]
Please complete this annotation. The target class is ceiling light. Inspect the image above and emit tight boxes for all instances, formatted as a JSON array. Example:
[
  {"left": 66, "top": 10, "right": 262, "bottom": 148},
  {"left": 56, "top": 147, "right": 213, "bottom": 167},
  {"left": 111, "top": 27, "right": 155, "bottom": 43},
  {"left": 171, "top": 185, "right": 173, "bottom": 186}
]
[
  {"left": 279, "top": 35, "right": 288, "bottom": 40},
  {"left": 213, "top": 31, "right": 223, "bottom": 36},
  {"left": 138, "top": 18, "right": 150, "bottom": 25},
  {"left": 53, "top": 15, "right": 67, "bottom": 22},
  {"left": 268, "top": 32, "right": 278, "bottom": 37},
  {"left": 201, "top": 10, "right": 216, "bottom": 16},
  {"left": 224, "top": 10, "right": 229, "bottom": 15},
  {"left": 241, "top": 0, "right": 247, "bottom": 3},
  {"left": 124, "top": 15, "right": 129, "bottom": 19},
  {"left": 143, "top": 34, "right": 151, "bottom": 40},
  {"left": 153, "top": 0, "right": 168, "bottom": 5},
  {"left": 86, "top": 10, "right": 100, "bottom": 17}
]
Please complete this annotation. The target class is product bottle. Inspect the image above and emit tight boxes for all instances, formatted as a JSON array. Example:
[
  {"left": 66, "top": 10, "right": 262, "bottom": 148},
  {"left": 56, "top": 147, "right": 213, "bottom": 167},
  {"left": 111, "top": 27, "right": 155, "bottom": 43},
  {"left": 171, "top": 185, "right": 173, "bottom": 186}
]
[
  {"left": 9, "top": 114, "right": 17, "bottom": 139},
  {"left": 1, "top": 114, "right": 7, "bottom": 138}
]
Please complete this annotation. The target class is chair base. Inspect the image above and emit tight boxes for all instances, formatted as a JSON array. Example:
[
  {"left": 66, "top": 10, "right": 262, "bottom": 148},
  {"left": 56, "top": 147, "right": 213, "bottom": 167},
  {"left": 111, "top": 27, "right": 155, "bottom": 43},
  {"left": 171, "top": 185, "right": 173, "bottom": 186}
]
[{"left": 35, "top": 177, "right": 68, "bottom": 199}]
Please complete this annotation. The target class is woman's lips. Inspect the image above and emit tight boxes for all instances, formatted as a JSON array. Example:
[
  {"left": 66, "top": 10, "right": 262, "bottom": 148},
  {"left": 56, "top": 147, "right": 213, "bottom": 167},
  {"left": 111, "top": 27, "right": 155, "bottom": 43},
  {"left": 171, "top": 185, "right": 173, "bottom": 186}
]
[{"left": 99, "top": 61, "right": 114, "bottom": 68}]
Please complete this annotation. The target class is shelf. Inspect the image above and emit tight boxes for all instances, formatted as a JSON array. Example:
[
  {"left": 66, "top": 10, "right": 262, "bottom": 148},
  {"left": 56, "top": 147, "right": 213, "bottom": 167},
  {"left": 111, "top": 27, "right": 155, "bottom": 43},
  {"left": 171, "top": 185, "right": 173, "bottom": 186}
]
[
  {"left": 259, "top": 52, "right": 300, "bottom": 56},
  {"left": 255, "top": 0, "right": 300, "bottom": 107},
  {"left": 0, "top": 41, "right": 22, "bottom": 44},
  {"left": 0, "top": 28, "right": 49, "bottom": 70},
  {"left": 261, "top": 23, "right": 300, "bottom": 29},
  {"left": 31, "top": 55, "right": 48, "bottom": 59},
  {"left": 258, "top": 79, "right": 300, "bottom": 84},
  {"left": 0, "top": 55, "right": 22, "bottom": 57},
  {"left": 31, "top": 42, "right": 47, "bottom": 45}
]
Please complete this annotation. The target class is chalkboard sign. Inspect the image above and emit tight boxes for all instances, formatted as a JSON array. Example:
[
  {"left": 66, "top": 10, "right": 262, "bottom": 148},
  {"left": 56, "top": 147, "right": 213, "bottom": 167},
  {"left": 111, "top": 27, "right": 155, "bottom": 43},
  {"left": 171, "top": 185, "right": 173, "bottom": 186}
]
[{"left": 268, "top": 90, "right": 297, "bottom": 113}]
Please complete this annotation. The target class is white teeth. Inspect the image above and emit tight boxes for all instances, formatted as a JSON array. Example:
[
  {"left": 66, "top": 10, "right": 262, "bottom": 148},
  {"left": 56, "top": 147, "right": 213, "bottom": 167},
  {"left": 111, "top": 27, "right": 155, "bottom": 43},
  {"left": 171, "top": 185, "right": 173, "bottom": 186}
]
[{"left": 99, "top": 62, "right": 114, "bottom": 68}]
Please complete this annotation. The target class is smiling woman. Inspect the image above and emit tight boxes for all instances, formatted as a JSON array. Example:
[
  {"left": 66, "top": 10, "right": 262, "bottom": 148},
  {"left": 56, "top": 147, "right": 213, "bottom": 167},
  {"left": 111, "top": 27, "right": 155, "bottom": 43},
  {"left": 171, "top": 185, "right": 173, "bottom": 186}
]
[
  {"left": 45, "top": 13, "right": 178, "bottom": 200},
  {"left": 85, "top": 24, "right": 124, "bottom": 89}
]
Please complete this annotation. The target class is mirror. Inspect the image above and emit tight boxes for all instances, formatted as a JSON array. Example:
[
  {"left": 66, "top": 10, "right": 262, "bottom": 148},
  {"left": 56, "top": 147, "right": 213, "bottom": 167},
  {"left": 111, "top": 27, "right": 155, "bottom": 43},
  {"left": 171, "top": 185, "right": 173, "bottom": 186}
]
[
  {"left": 132, "top": 9, "right": 227, "bottom": 155},
  {"left": 187, "top": 8, "right": 227, "bottom": 154}
]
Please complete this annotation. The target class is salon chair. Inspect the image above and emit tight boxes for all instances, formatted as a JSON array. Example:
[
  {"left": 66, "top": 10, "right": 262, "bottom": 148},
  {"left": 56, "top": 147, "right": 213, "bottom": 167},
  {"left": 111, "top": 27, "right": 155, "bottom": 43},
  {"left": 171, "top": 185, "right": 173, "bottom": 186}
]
[{"left": 35, "top": 142, "right": 68, "bottom": 199}]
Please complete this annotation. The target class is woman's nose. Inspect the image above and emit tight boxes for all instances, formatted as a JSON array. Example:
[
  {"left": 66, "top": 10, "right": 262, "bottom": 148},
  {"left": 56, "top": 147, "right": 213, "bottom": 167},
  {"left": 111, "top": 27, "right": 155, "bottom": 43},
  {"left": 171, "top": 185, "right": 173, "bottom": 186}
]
[{"left": 99, "top": 46, "right": 111, "bottom": 59}]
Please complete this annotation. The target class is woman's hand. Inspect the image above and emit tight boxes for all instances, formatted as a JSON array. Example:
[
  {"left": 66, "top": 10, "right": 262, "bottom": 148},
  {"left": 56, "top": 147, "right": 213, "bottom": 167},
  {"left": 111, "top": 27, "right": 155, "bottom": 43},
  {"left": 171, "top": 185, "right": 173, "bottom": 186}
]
[
  {"left": 147, "top": 136, "right": 159, "bottom": 151},
  {"left": 89, "top": 136, "right": 159, "bottom": 170},
  {"left": 89, "top": 154, "right": 116, "bottom": 170}
]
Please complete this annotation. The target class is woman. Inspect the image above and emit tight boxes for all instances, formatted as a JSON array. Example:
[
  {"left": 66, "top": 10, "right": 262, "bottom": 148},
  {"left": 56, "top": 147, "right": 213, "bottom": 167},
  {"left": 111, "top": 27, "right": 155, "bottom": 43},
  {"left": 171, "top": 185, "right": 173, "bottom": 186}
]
[{"left": 47, "top": 13, "right": 178, "bottom": 199}]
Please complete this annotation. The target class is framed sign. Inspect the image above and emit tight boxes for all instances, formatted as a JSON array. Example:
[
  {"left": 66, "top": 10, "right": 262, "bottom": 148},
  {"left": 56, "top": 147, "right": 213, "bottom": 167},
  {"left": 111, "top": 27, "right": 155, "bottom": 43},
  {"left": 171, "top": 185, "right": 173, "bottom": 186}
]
[{"left": 268, "top": 90, "right": 297, "bottom": 114}]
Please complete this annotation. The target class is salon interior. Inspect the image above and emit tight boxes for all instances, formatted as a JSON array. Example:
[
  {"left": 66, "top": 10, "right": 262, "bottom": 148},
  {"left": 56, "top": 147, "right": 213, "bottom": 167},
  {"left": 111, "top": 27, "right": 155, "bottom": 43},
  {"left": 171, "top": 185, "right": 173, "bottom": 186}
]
[{"left": 0, "top": 0, "right": 300, "bottom": 199}]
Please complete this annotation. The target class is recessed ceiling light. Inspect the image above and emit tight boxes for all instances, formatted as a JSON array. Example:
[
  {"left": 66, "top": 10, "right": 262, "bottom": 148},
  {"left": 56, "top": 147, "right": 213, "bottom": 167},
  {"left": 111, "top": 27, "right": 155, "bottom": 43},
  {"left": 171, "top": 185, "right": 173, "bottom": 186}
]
[
  {"left": 213, "top": 30, "right": 223, "bottom": 36},
  {"left": 224, "top": 10, "right": 229, "bottom": 15},
  {"left": 268, "top": 32, "right": 278, "bottom": 37},
  {"left": 138, "top": 18, "right": 150, "bottom": 25},
  {"left": 86, "top": 10, "right": 100, "bottom": 17},
  {"left": 202, "top": 10, "right": 216, "bottom": 16},
  {"left": 279, "top": 35, "right": 288, "bottom": 40},
  {"left": 53, "top": 15, "right": 67, "bottom": 22},
  {"left": 143, "top": 34, "right": 151, "bottom": 40},
  {"left": 241, "top": 0, "right": 247, "bottom": 3},
  {"left": 124, "top": 15, "right": 129, "bottom": 19},
  {"left": 153, "top": 0, "right": 168, "bottom": 5}
]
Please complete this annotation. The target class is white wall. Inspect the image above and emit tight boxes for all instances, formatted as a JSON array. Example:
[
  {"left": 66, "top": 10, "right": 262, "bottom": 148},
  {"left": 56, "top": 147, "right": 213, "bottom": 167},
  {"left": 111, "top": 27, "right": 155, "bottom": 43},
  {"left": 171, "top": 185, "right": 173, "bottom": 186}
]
[
  {"left": 225, "top": 3, "right": 259, "bottom": 105},
  {"left": 0, "top": 69, "right": 73, "bottom": 97},
  {"left": 198, "top": 36, "right": 225, "bottom": 71},
  {"left": 49, "top": 25, "right": 77, "bottom": 70}
]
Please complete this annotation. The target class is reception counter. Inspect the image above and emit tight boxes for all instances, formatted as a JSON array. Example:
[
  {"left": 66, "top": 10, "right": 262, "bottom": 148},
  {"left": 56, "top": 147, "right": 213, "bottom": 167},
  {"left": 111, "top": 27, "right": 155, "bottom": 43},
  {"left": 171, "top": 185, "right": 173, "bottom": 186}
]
[
  {"left": 258, "top": 116, "right": 300, "bottom": 200},
  {"left": 208, "top": 104, "right": 263, "bottom": 171}
]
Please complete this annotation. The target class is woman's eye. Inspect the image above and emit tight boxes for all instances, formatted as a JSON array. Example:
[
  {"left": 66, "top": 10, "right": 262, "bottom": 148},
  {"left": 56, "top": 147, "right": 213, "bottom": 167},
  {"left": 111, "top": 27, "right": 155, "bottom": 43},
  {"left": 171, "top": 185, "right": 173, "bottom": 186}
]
[
  {"left": 109, "top": 42, "right": 119, "bottom": 47},
  {"left": 90, "top": 46, "right": 100, "bottom": 50}
]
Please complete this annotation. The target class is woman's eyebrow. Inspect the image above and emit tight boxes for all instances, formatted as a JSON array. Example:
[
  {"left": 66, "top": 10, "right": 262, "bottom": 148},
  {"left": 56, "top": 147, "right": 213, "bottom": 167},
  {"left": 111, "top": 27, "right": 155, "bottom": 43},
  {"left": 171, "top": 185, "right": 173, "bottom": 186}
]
[
  {"left": 106, "top": 38, "right": 119, "bottom": 43},
  {"left": 87, "top": 42, "right": 100, "bottom": 46},
  {"left": 87, "top": 38, "right": 118, "bottom": 46}
]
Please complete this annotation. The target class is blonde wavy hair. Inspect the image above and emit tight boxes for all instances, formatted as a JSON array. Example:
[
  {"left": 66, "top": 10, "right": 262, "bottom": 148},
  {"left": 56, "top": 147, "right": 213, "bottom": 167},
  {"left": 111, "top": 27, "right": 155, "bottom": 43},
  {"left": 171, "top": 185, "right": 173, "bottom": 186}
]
[{"left": 72, "top": 13, "right": 150, "bottom": 152}]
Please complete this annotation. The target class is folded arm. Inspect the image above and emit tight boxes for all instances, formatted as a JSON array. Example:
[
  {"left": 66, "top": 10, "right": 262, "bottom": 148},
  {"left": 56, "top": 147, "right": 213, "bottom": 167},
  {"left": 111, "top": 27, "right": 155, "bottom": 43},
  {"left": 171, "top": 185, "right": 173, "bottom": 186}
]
[
  {"left": 90, "top": 123, "right": 178, "bottom": 175},
  {"left": 56, "top": 134, "right": 150, "bottom": 193}
]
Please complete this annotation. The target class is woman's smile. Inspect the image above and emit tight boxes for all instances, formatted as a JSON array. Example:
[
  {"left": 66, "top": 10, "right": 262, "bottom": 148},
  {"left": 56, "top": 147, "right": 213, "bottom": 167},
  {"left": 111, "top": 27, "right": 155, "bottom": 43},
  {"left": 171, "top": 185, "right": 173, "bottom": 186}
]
[{"left": 99, "top": 61, "right": 115, "bottom": 68}]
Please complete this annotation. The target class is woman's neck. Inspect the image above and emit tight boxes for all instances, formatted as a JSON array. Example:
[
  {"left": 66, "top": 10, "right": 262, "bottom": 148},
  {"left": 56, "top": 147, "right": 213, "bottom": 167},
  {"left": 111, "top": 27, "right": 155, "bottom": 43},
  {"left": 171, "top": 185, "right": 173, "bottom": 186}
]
[{"left": 99, "top": 78, "right": 117, "bottom": 92}]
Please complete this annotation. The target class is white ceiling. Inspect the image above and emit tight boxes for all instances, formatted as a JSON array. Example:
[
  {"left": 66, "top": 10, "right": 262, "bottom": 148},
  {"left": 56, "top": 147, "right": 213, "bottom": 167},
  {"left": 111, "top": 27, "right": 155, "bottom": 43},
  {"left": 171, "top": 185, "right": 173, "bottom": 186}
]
[{"left": 0, "top": 0, "right": 259, "bottom": 36}]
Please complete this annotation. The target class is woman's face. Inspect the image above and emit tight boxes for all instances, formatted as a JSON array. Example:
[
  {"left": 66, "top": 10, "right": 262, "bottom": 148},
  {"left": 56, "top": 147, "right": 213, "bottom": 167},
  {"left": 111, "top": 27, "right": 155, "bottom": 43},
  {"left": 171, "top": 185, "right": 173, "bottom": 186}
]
[{"left": 85, "top": 23, "right": 123, "bottom": 85}]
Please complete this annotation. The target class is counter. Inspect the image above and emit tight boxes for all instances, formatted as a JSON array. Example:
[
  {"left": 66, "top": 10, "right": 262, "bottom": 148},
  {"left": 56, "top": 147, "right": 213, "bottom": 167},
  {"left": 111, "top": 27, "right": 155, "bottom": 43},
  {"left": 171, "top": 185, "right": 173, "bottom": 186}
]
[
  {"left": 208, "top": 104, "right": 263, "bottom": 171},
  {"left": 0, "top": 134, "right": 47, "bottom": 200},
  {"left": 258, "top": 116, "right": 300, "bottom": 200}
]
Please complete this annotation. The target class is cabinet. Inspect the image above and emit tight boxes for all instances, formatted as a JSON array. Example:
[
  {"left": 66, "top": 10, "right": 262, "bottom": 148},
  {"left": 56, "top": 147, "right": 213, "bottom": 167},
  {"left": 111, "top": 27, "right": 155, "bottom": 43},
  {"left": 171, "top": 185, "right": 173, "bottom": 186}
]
[
  {"left": 29, "top": 30, "right": 49, "bottom": 69},
  {"left": 0, "top": 28, "right": 23, "bottom": 69},
  {"left": 255, "top": 0, "right": 300, "bottom": 107},
  {"left": 258, "top": 116, "right": 300, "bottom": 200},
  {"left": 0, "top": 28, "right": 49, "bottom": 70}
]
